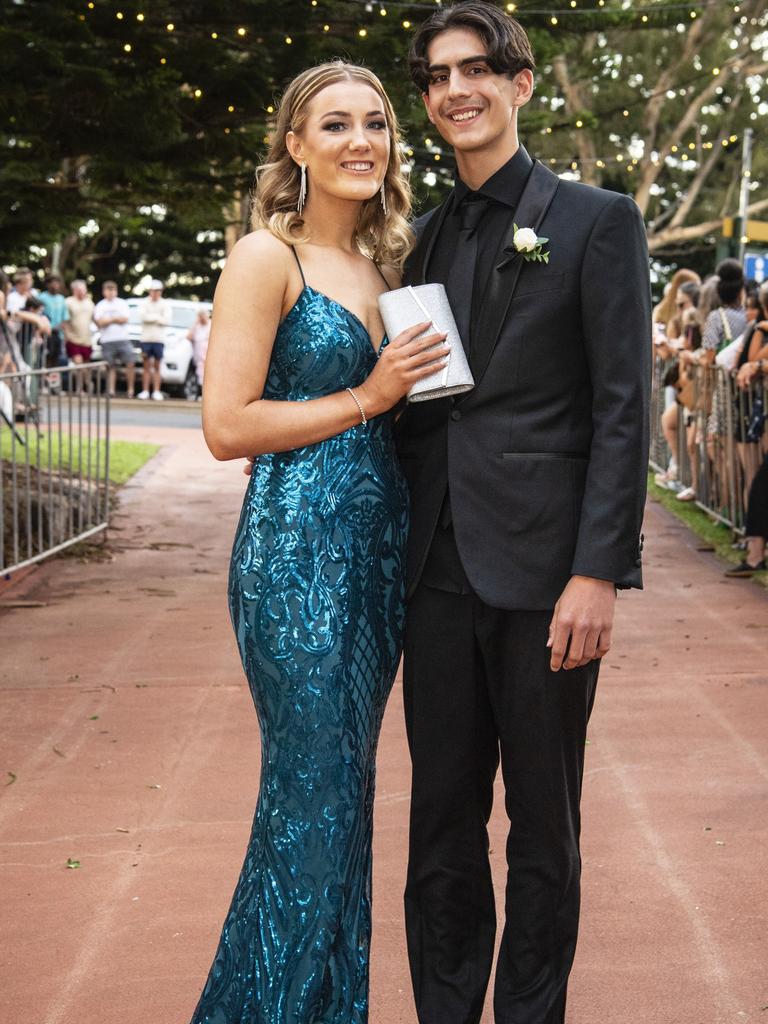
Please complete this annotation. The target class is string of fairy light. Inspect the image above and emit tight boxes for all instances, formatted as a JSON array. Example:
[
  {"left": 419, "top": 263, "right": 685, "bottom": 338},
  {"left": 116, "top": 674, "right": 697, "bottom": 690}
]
[
  {"left": 79, "top": 0, "right": 759, "bottom": 169},
  {"left": 407, "top": 127, "right": 745, "bottom": 179},
  {"left": 80, "top": 0, "right": 755, "bottom": 55}
]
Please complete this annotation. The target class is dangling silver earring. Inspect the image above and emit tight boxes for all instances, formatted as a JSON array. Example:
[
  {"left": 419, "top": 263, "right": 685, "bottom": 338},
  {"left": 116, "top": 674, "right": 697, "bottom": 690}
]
[
  {"left": 297, "top": 163, "right": 307, "bottom": 215},
  {"left": 379, "top": 181, "right": 388, "bottom": 215}
]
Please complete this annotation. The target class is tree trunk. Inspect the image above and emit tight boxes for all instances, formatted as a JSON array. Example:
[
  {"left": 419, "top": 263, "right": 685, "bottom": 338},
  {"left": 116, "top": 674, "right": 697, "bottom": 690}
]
[{"left": 225, "top": 192, "right": 251, "bottom": 254}]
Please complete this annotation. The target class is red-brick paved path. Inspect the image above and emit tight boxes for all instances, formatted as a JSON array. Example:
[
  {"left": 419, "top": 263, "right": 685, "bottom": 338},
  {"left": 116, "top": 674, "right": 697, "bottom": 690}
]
[{"left": 1, "top": 426, "right": 766, "bottom": 1024}]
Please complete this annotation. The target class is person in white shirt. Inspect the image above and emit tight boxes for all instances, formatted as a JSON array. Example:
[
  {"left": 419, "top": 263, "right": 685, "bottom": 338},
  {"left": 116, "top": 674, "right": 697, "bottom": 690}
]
[
  {"left": 7, "top": 269, "right": 35, "bottom": 316},
  {"left": 137, "top": 279, "right": 169, "bottom": 400},
  {"left": 93, "top": 281, "right": 136, "bottom": 398}
]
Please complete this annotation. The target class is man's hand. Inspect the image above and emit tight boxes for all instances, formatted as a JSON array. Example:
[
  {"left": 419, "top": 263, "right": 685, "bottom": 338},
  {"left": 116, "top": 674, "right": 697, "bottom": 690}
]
[
  {"left": 548, "top": 575, "right": 616, "bottom": 672},
  {"left": 243, "top": 455, "right": 255, "bottom": 477}
]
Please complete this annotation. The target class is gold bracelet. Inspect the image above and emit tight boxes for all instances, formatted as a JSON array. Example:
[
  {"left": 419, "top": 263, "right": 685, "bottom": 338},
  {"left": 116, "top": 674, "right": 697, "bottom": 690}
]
[{"left": 346, "top": 387, "right": 367, "bottom": 426}]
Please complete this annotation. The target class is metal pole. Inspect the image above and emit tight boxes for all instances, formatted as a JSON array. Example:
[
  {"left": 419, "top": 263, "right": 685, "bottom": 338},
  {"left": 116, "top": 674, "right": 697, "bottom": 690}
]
[{"left": 738, "top": 127, "right": 754, "bottom": 265}]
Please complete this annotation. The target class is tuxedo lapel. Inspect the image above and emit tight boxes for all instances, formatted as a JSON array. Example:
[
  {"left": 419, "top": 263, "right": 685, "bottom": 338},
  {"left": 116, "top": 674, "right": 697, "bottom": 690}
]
[
  {"left": 406, "top": 194, "right": 454, "bottom": 285},
  {"left": 469, "top": 162, "right": 560, "bottom": 387}
]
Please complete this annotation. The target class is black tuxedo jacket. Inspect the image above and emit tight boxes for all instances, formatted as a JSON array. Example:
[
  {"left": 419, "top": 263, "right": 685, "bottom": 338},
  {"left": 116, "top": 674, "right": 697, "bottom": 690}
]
[{"left": 395, "top": 160, "right": 651, "bottom": 610}]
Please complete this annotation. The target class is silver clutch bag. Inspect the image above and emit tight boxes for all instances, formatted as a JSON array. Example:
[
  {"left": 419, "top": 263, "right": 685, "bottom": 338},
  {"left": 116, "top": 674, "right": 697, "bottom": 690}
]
[{"left": 377, "top": 284, "right": 474, "bottom": 403}]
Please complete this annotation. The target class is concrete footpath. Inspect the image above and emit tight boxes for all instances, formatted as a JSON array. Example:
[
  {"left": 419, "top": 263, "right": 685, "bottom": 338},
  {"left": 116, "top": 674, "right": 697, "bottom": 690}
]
[{"left": 1, "top": 425, "right": 766, "bottom": 1024}]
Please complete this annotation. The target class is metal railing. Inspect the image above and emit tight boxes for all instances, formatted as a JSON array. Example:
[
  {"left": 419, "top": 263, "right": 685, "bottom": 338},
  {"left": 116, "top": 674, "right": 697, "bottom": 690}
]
[
  {"left": 0, "top": 362, "right": 111, "bottom": 574},
  {"left": 650, "top": 357, "right": 768, "bottom": 533}
]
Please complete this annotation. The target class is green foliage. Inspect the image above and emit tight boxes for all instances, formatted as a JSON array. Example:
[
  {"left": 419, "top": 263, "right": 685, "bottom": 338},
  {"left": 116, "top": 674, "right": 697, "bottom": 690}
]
[
  {"left": 1, "top": 0, "right": 765, "bottom": 286},
  {"left": 0, "top": 429, "right": 159, "bottom": 485}
]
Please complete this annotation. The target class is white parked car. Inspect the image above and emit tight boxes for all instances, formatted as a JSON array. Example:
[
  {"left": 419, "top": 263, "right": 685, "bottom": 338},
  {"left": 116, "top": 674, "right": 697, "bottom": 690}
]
[{"left": 92, "top": 297, "right": 212, "bottom": 400}]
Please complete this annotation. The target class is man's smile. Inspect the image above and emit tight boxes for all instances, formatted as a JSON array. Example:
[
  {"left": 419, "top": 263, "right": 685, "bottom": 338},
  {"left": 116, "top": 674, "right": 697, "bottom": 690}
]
[{"left": 445, "top": 106, "right": 483, "bottom": 123}]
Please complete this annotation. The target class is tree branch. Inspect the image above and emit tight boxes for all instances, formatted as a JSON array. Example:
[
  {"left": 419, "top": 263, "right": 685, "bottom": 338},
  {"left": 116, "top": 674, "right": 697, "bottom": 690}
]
[
  {"left": 632, "top": 0, "right": 765, "bottom": 218},
  {"left": 634, "top": 48, "right": 751, "bottom": 215},
  {"left": 667, "top": 104, "right": 740, "bottom": 230},
  {"left": 648, "top": 197, "right": 768, "bottom": 252},
  {"left": 552, "top": 50, "right": 598, "bottom": 186},
  {"left": 639, "top": 6, "right": 719, "bottom": 158}
]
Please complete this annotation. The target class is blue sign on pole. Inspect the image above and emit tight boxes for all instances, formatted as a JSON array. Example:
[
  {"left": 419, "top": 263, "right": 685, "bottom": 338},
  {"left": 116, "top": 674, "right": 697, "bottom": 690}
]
[{"left": 744, "top": 252, "right": 767, "bottom": 283}]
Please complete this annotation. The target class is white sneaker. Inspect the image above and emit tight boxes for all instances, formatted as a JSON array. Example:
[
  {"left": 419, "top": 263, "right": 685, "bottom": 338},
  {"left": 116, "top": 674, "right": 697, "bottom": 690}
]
[
  {"left": 151, "top": 390, "right": 164, "bottom": 401},
  {"left": 676, "top": 486, "right": 696, "bottom": 502},
  {"left": 137, "top": 390, "right": 150, "bottom": 400}
]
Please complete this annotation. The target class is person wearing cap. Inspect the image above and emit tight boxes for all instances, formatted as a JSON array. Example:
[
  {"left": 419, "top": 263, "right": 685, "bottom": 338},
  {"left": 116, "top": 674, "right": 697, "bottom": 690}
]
[{"left": 138, "top": 279, "right": 169, "bottom": 400}]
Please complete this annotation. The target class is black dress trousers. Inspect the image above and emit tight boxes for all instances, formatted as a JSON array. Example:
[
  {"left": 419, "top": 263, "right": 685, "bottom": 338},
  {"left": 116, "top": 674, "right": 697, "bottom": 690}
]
[{"left": 403, "top": 579, "right": 599, "bottom": 1024}]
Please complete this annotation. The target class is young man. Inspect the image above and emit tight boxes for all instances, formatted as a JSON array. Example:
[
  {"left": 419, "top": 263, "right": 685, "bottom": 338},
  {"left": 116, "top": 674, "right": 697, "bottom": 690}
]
[
  {"left": 93, "top": 281, "right": 136, "bottom": 398},
  {"left": 38, "top": 274, "right": 70, "bottom": 369},
  {"left": 137, "top": 279, "right": 168, "bottom": 401},
  {"left": 64, "top": 279, "right": 95, "bottom": 365},
  {"left": 6, "top": 268, "right": 35, "bottom": 316},
  {"left": 395, "top": 5, "right": 651, "bottom": 1022}
]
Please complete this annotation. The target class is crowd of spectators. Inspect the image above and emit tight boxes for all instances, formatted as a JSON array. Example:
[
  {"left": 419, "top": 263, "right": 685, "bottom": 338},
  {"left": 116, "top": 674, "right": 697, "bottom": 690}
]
[
  {"left": 0, "top": 271, "right": 210, "bottom": 407},
  {"left": 652, "top": 256, "right": 768, "bottom": 577}
]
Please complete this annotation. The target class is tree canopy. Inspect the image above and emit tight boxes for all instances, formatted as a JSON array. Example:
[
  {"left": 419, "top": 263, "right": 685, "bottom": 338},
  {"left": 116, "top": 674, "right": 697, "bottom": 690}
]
[{"left": 1, "top": 0, "right": 766, "bottom": 293}]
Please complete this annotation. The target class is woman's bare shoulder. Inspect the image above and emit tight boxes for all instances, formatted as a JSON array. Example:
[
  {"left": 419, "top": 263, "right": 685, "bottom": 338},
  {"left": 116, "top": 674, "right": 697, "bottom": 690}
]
[
  {"left": 228, "top": 229, "right": 294, "bottom": 266},
  {"left": 218, "top": 230, "right": 295, "bottom": 300}
]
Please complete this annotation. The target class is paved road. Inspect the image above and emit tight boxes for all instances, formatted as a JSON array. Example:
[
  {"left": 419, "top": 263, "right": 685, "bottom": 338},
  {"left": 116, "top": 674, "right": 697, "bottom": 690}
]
[
  {"left": 39, "top": 395, "right": 203, "bottom": 431},
  {"left": 108, "top": 398, "right": 202, "bottom": 430},
  {"left": 1, "top": 426, "right": 766, "bottom": 1024}
]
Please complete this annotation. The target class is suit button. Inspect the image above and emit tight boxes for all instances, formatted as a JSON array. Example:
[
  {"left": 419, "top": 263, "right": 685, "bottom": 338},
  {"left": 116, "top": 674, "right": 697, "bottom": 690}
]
[
  {"left": 636, "top": 557, "right": 642, "bottom": 567},
  {"left": 451, "top": 409, "right": 461, "bottom": 421}
]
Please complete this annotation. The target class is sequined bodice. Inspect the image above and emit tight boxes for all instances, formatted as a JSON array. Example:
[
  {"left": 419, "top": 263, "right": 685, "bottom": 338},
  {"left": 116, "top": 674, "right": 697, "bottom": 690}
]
[
  {"left": 264, "top": 285, "right": 386, "bottom": 400},
  {"left": 190, "top": 283, "right": 408, "bottom": 1024}
]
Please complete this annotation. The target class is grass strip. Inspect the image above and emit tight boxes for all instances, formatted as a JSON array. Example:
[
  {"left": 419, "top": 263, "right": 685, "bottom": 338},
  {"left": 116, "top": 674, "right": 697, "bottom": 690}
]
[
  {"left": 0, "top": 430, "right": 159, "bottom": 486},
  {"left": 647, "top": 472, "right": 767, "bottom": 588}
]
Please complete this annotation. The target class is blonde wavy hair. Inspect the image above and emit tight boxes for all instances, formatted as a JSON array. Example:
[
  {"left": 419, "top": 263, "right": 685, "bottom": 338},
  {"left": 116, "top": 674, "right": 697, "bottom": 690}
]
[
  {"left": 653, "top": 267, "right": 701, "bottom": 327},
  {"left": 251, "top": 61, "right": 413, "bottom": 270}
]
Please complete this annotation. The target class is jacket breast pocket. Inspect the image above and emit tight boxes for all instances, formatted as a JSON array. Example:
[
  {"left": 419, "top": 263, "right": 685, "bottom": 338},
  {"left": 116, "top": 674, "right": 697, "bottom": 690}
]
[{"left": 512, "top": 270, "right": 566, "bottom": 300}]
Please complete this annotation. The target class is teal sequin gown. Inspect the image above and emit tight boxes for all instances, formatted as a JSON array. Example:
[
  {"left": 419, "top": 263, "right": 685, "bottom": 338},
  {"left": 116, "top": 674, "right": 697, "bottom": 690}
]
[{"left": 189, "top": 270, "right": 408, "bottom": 1024}]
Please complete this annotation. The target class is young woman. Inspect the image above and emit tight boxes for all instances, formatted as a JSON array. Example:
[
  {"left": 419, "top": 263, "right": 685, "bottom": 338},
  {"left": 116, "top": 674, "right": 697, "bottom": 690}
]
[
  {"left": 652, "top": 267, "right": 700, "bottom": 333},
  {"left": 186, "top": 307, "right": 211, "bottom": 389},
  {"left": 654, "top": 280, "right": 701, "bottom": 488},
  {"left": 188, "top": 62, "right": 447, "bottom": 1024},
  {"left": 677, "top": 262, "right": 748, "bottom": 504}
]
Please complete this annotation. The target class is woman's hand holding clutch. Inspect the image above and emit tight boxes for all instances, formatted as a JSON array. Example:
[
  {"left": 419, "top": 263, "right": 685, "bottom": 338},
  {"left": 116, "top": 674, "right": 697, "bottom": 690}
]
[
  {"left": 357, "top": 321, "right": 449, "bottom": 417},
  {"left": 377, "top": 284, "right": 474, "bottom": 402}
]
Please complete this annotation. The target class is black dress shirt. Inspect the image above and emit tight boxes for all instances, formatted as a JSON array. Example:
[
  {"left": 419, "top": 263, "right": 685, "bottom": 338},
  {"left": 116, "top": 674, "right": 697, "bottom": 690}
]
[
  {"left": 420, "top": 146, "right": 535, "bottom": 594},
  {"left": 426, "top": 146, "right": 535, "bottom": 341}
]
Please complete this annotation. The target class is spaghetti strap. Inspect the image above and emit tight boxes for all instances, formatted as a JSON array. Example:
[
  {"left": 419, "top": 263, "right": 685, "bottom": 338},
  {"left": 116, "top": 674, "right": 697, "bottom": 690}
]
[
  {"left": 290, "top": 245, "right": 307, "bottom": 287},
  {"left": 372, "top": 261, "right": 391, "bottom": 289}
]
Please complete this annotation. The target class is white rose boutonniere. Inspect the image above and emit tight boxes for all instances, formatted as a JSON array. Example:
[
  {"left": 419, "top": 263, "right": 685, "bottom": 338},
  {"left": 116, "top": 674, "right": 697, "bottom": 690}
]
[{"left": 512, "top": 223, "right": 550, "bottom": 264}]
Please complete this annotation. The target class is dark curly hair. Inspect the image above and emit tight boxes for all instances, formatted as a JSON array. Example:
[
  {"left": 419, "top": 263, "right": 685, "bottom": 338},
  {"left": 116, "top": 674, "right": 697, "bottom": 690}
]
[
  {"left": 715, "top": 258, "right": 745, "bottom": 306},
  {"left": 408, "top": 1, "right": 535, "bottom": 94}
]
